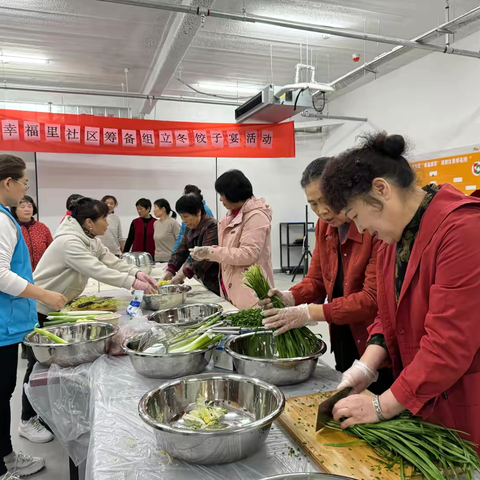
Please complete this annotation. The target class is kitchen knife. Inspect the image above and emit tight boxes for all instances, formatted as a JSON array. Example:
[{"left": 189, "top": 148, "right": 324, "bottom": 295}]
[{"left": 315, "top": 387, "right": 353, "bottom": 432}]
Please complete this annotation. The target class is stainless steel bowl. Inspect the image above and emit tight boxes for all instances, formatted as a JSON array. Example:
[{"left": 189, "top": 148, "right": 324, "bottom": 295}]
[
  {"left": 224, "top": 331, "right": 327, "bottom": 386},
  {"left": 148, "top": 303, "right": 223, "bottom": 328},
  {"left": 122, "top": 252, "right": 154, "bottom": 274},
  {"left": 261, "top": 475, "right": 355, "bottom": 480},
  {"left": 123, "top": 333, "right": 218, "bottom": 379},
  {"left": 138, "top": 373, "right": 285, "bottom": 464},
  {"left": 141, "top": 284, "right": 192, "bottom": 311},
  {"left": 24, "top": 322, "right": 118, "bottom": 367}
]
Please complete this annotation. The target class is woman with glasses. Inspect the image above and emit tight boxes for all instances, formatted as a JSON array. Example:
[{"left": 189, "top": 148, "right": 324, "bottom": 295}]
[{"left": 0, "top": 154, "right": 67, "bottom": 479}]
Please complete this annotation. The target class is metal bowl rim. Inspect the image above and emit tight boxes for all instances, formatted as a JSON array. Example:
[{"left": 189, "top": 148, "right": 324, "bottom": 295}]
[
  {"left": 122, "top": 333, "right": 221, "bottom": 357},
  {"left": 23, "top": 321, "right": 119, "bottom": 347},
  {"left": 154, "top": 302, "right": 223, "bottom": 315},
  {"left": 145, "top": 284, "right": 192, "bottom": 297},
  {"left": 224, "top": 331, "right": 326, "bottom": 363},
  {"left": 138, "top": 372, "right": 285, "bottom": 435}
]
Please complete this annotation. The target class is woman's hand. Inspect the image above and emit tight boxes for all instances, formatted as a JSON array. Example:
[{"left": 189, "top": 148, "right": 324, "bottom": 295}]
[
  {"left": 136, "top": 272, "right": 157, "bottom": 288},
  {"left": 257, "top": 289, "right": 295, "bottom": 309},
  {"left": 162, "top": 271, "right": 174, "bottom": 282},
  {"left": 337, "top": 360, "right": 379, "bottom": 393},
  {"left": 189, "top": 246, "right": 210, "bottom": 261},
  {"left": 333, "top": 394, "right": 379, "bottom": 429},
  {"left": 41, "top": 290, "right": 68, "bottom": 311},
  {"left": 171, "top": 270, "right": 186, "bottom": 284},
  {"left": 132, "top": 279, "right": 157, "bottom": 294},
  {"left": 262, "top": 304, "right": 312, "bottom": 335}
]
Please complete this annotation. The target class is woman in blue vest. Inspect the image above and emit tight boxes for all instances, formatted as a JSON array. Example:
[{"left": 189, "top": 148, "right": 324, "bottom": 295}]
[{"left": 0, "top": 154, "right": 67, "bottom": 480}]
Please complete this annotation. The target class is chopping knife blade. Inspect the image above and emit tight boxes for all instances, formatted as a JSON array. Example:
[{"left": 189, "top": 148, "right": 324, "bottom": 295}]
[{"left": 315, "top": 387, "right": 353, "bottom": 432}]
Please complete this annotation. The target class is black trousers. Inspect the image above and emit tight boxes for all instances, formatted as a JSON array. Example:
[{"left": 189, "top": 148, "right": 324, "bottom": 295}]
[
  {"left": 21, "top": 313, "right": 47, "bottom": 422},
  {"left": 0, "top": 343, "right": 19, "bottom": 475},
  {"left": 331, "top": 323, "right": 394, "bottom": 396}
]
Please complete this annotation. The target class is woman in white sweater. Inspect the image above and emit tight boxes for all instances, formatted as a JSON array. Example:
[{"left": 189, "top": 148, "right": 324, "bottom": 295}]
[{"left": 33, "top": 197, "right": 157, "bottom": 316}]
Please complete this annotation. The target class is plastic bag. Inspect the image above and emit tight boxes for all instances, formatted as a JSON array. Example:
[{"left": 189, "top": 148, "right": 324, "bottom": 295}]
[{"left": 108, "top": 317, "right": 158, "bottom": 356}]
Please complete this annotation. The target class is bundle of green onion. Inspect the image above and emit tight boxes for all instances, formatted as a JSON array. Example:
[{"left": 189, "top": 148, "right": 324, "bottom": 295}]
[
  {"left": 166, "top": 316, "right": 224, "bottom": 353},
  {"left": 326, "top": 416, "right": 480, "bottom": 480},
  {"left": 243, "top": 265, "right": 321, "bottom": 358}
]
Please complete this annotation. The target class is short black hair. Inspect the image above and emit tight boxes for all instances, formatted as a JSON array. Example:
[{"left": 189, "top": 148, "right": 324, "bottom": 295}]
[
  {"left": 321, "top": 132, "right": 415, "bottom": 213},
  {"left": 66, "top": 194, "right": 83, "bottom": 211},
  {"left": 184, "top": 184, "right": 203, "bottom": 201},
  {"left": 215, "top": 170, "right": 253, "bottom": 203},
  {"left": 11, "top": 195, "right": 38, "bottom": 219},
  {"left": 154, "top": 198, "right": 177, "bottom": 219},
  {"left": 70, "top": 197, "right": 109, "bottom": 227},
  {"left": 300, "top": 157, "right": 331, "bottom": 188},
  {"left": 176, "top": 193, "right": 205, "bottom": 216},
  {"left": 0, "top": 154, "right": 26, "bottom": 182},
  {"left": 135, "top": 198, "right": 151, "bottom": 211},
  {"left": 101, "top": 195, "right": 118, "bottom": 206}
]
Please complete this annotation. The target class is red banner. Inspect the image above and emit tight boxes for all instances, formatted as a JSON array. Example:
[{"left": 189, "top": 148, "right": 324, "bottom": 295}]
[{"left": 0, "top": 109, "right": 295, "bottom": 158}]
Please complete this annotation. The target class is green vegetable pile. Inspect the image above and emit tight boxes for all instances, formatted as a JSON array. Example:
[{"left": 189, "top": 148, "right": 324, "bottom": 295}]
[
  {"left": 243, "top": 265, "right": 321, "bottom": 358},
  {"left": 165, "top": 316, "right": 224, "bottom": 353},
  {"left": 326, "top": 416, "right": 480, "bottom": 480},
  {"left": 227, "top": 309, "right": 264, "bottom": 329},
  {"left": 182, "top": 395, "right": 228, "bottom": 430},
  {"left": 67, "top": 296, "right": 121, "bottom": 311}
]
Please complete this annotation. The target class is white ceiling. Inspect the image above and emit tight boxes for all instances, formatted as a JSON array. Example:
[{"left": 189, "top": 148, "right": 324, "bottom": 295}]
[{"left": 0, "top": 0, "right": 479, "bottom": 111}]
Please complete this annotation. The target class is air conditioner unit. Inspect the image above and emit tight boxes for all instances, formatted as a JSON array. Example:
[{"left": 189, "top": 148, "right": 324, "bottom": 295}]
[{"left": 235, "top": 85, "right": 317, "bottom": 124}]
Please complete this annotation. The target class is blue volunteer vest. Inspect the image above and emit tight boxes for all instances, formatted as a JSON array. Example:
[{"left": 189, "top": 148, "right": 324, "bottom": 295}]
[{"left": 0, "top": 203, "right": 37, "bottom": 346}]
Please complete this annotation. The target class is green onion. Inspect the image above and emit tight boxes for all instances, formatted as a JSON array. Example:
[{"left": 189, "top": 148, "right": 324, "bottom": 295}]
[
  {"left": 243, "top": 265, "right": 321, "bottom": 358},
  {"left": 44, "top": 315, "right": 96, "bottom": 326},
  {"left": 168, "top": 332, "right": 224, "bottom": 353},
  {"left": 325, "top": 416, "right": 480, "bottom": 480},
  {"left": 34, "top": 327, "right": 68, "bottom": 344}
]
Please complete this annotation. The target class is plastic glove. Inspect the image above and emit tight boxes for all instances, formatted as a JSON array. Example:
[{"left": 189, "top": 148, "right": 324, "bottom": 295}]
[
  {"left": 262, "top": 304, "right": 312, "bottom": 335},
  {"left": 171, "top": 269, "right": 186, "bottom": 284},
  {"left": 162, "top": 271, "right": 174, "bottom": 282},
  {"left": 189, "top": 246, "right": 210, "bottom": 261},
  {"left": 257, "top": 289, "right": 296, "bottom": 310},
  {"left": 337, "top": 359, "right": 379, "bottom": 394},
  {"left": 132, "top": 279, "right": 157, "bottom": 295},
  {"left": 136, "top": 271, "right": 158, "bottom": 288}
]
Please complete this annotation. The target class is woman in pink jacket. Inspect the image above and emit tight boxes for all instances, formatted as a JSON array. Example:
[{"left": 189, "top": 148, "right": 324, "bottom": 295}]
[{"left": 191, "top": 170, "right": 274, "bottom": 309}]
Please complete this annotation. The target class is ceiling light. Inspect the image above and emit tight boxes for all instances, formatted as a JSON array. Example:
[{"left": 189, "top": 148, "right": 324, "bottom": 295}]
[
  {"left": 0, "top": 55, "right": 49, "bottom": 65},
  {"left": 197, "top": 83, "right": 262, "bottom": 94}
]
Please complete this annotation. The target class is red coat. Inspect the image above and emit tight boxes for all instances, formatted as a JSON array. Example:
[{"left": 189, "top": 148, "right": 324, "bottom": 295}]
[
  {"left": 19, "top": 219, "right": 53, "bottom": 272},
  {"left": 369, "top": 184, "right": 480, "bottom": 450},
  {"left": 291, "top": 220, "right": 379, "bottom": 355},
  {"left": 131, "top": 217, "right": 156, "bottom": 259}
]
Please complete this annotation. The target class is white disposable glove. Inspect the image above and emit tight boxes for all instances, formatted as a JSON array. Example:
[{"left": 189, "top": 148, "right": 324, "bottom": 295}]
[
  {"left": 337, "top": 360, "right": 379, "bottom": 394},
  {"left": 262, "top": 304, "right": 312, "bottom": 335},
  {"left": 162, "top": 271, "right": 174, "bottom": 282},
  {"left": 189, "top": 246, "right": 210, "bottom": 261},
  {"left": 136, "top": 272, "right": 158, "bottom": 288},
  {"left": 132, "top": 279, "right": 157, "bottom": 294},
  {"left": 257, "top": 289, "right": 296, "bottom": 309}
]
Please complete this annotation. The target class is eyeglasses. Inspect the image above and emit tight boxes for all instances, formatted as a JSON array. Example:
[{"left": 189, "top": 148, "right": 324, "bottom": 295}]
[{"left": 13, "top": 179, "right": 30, "bottom": 192}]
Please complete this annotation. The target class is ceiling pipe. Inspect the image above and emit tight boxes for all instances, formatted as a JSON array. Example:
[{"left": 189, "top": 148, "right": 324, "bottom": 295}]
[
  {"left": 97, "top": 0, "right": 480, "bottom": 59},
  {"left": 302, "top": 112, "right": 367, "bottom": 122},
  {"left": 329, "top": 5, "right": 480, "bottom": 91},
  {"left": 0, "top": 84, "right": 241, "bottom": 107}
]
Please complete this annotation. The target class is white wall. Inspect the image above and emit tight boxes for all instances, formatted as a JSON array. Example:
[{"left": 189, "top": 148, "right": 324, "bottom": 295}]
[{"left": 320, "top": 32, "right": 480, "bottom": 158}]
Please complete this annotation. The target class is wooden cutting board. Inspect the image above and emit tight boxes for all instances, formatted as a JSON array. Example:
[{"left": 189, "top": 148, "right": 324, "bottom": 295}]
[{"left": 276, "top": 391, "right": 414, "bottom": 480}]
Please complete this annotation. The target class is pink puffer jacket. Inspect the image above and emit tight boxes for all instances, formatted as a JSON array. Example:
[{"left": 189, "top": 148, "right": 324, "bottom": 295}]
[{"left": 209, "top": 197, "right": 274, "bottom": 309}]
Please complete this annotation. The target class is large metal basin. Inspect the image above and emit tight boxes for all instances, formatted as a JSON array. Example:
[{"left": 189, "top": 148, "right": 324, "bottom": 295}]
[
  {"left": 24, "top": 322, "right": 118, "bottom": 367},
  {"left": 123, "top": 333, "right": 218, "bottom": 379},
  {"left": 141, "top": 284, "right": 192, "bottom": 311},
  {"left": 138, "top": 372, "right": 285, "bottom": 464},
  {"left": 147, "top": 303, "right": 222, "bottom": 328},
  {"left": 225, "top": 331, "right": 327, "bottom": 386}
]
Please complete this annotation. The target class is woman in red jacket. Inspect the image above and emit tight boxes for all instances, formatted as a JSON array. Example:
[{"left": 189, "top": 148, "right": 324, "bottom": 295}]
[
  {"left": 12, "top": 195, "right": 53, "bottom": 272},
  {"left": 123, "top": 198, "right": 156, "bottom": 259},
  {"left": 319, "top": 132, "right": 480, "bottom": 451}
]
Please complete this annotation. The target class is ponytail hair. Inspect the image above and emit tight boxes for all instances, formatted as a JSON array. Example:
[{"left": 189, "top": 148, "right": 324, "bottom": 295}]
[
  {"left": 154, "top": 198, "right": 177, "bottom": 219},
  {"left": 70, "top": 197, "right": 109, "bottom": 227}
]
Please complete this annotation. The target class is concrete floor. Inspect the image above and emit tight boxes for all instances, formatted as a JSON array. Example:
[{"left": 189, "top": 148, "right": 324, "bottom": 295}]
[{"left": 8, "top": 272, "right": 334, "bottom": 480}]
